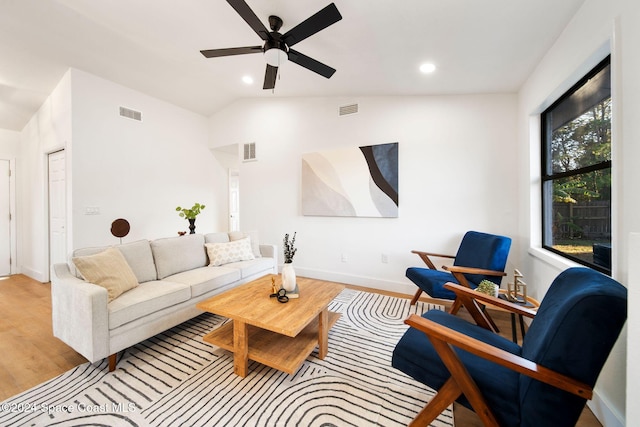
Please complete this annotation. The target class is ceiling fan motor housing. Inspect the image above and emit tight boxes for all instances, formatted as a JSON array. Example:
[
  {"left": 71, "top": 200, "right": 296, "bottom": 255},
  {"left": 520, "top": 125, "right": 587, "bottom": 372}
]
[
  {"left": 268, "top": 15, "right": 283, "bottom": 32},
  {"left": 264, "top": 36, "right": 288, "bottom": 66}
]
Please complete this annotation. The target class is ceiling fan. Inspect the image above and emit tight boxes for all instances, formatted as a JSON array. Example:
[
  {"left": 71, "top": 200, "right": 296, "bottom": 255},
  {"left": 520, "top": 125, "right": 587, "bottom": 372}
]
[{"left": 200, "top": 0, "right": 342, "bottom": 90}]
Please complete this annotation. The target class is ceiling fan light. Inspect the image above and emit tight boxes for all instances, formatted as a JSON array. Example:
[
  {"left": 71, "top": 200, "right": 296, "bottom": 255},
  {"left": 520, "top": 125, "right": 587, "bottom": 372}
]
[
  {"left": 264, "top": 47, "right": 288, "bottom": 67},
  {"left": 420, "top": 63, "right": 437, "bottom": 74}
]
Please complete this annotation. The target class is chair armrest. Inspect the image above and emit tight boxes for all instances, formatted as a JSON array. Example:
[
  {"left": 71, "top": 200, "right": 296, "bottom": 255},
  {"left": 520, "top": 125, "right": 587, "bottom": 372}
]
[
  {"left": 444, "top": 283, "right": 537, "bottom": 319},
  {"left": 443, "top": 265, "right": 507, "bottom": 277},
  {"left": 411, "top": 250, "right": 455, "bottom": 270},
  {"left": 50, "top": 263, "right": 110, "bottom": 363},
  {"left": 404, "top": 314, "right": 592, "bottom": 399},
  {"left": 441, "top": 266, "right": 507, "bottom": 297},
  {"left": 411, "top": 250, "right": 456, "bottom": 259}
]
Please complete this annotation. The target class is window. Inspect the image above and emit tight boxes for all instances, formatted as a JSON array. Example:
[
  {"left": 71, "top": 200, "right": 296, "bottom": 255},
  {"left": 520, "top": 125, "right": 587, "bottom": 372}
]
[{"left": 541, "top": 56, "right": 611, "bottom": 274}]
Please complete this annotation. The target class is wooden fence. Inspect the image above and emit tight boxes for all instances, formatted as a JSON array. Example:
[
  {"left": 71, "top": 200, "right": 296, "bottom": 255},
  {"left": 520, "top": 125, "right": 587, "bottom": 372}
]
[{"left": 553, "top": 201, "right": 610, "bottom": 239}]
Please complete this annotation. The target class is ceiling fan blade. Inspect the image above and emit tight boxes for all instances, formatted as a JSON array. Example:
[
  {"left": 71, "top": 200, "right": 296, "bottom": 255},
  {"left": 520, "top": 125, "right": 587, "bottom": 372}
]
[
  {"left": 282, "top": 3, "right": 342, "bottom": 47},
  {"left": 263, "top": 64, "right": 278, "bottom": 90},
  {"left": 200, "top": 46, "right": 263, "bottom": 58},
  {"left": 288, "top": 49, "right": 336, "bottom": 79},
  {"left": 227, "top": 0, "right": 270, "bottom": 41}
]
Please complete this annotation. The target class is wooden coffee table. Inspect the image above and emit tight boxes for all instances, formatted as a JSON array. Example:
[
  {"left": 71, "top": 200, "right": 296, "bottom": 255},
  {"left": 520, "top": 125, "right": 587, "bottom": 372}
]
[{"left": 196, "top": 275, "right": 344, "bottom": 377}]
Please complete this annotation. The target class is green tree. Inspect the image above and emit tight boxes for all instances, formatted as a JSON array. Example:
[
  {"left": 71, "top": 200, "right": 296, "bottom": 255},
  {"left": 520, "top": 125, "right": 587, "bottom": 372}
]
[{"left": 551, "top": 98, "right": 611, "bottom": 203}]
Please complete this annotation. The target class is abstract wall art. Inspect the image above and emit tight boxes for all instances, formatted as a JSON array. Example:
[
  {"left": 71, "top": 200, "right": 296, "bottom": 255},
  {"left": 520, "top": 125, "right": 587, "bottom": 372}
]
[{"left": 302, "top": 142, "right": 398, "bottom": 217}]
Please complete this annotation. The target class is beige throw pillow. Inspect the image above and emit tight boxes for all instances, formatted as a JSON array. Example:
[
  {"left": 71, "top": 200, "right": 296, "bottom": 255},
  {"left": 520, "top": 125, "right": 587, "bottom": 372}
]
[
  {"left": 73, "top": 247, "right": 139, "bottom": 302},
  {"left": 206, "top": 237, "right": 255, "bottom": 266},
  {"left": 228, "top": 230, "right": 261, "bottom": 258}
]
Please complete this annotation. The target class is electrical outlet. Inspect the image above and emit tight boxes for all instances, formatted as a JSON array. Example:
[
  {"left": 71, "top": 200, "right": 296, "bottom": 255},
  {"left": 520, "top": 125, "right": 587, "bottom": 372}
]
[
  {"left": 341, "top": 253, "right": 347, "bottom": 263},
  {"left": 381, "top": 253, "right": 389, "bottom": 263}
]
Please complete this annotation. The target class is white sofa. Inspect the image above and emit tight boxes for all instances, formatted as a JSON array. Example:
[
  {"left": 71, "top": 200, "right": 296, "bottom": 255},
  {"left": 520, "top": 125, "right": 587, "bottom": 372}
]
[{"left": 50, "top": 232, "right": 277, "bottom": 371}]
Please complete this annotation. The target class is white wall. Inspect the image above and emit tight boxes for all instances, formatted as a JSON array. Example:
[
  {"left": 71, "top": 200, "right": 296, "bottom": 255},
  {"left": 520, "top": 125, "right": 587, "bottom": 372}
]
[
  {"left": 209, "top": 94, "right": 518, "bottom": 294},
  {"left": 18, "top": 68, "right": 228, "bottom": 281},
  {"left": 0, "top": 128, "right": 20, "bottom": 156},
  {"left": 69, "top": 69, "right": 227, "bottom": 249},
  {"left": 517, "top": 0, "right": 640, "bottom": 425},
  {"left": 19, "top": 71, "right": 72, "bottom": 281},
  {"left": 628, "top": 233, "right": 640, "bottom": 425}
]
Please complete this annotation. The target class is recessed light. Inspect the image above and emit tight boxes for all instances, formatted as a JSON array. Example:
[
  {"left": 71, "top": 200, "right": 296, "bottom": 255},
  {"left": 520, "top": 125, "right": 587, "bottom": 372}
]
[
  {"left": 419, "top": 63, "right": 436, "bottom": 74},
  {"left": 242, "top": 75, "right": 254, "bottom": 85}
]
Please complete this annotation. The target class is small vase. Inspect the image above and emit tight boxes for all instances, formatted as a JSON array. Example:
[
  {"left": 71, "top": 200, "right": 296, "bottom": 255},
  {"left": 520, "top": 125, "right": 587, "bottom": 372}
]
[
  {"left": 188, "top": 218, "right": 196, "bottom": 234},
  {"left": 281, "top": 262, "right": 297, "bottom": 292}
]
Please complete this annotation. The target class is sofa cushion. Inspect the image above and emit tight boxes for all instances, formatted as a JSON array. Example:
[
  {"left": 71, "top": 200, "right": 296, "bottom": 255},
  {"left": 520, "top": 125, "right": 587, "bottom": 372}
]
[
  {"left": 204, "top": 232, "right": 230, "bottom": 244},
  {"left": 165, "top": 266, "right": 241, "bottom": 297},
  {"left": 108, "top": 280, "right": 191, "bottom": 329},
  {"left": 224, "top": 257, "right": 276, "bottom": 279},
  {"left": 115, "top": 239, "right": 157, "bottom": 283},
  {"left": 205, "top": 237, "right": 255, "bottom": 266},
  {"left": 73, "top": 247, "right": 139, "bottom": 303},
  {"left": 151, "top": 234, "right": 207, "bottom": 279},
  {"left": 228, "top": 230, "right": 262, "bottom": 258},
  {"left": 72, "top": 240, "right": 157, "bottom": 283}
]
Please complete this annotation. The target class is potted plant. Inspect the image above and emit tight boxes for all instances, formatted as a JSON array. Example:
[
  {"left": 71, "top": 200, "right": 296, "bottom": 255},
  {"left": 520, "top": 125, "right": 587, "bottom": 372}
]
[
  {"left": 476, "top": 279, "right": 499, "bottom": 297},
  {"left": 176, "top": 203, "right": 205, "bottom": 234}
]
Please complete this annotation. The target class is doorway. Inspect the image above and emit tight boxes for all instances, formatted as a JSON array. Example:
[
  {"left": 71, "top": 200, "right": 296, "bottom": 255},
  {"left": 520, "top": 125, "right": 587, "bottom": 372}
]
[
  {"left": 229, "top": 169, "right": 240, "bottom": 231},
  {"left": 0, "top": 159, "right": 11, "bottom": 276},
  {"left": 211, "top": 144, "right": 241, "bottom": 232},
  {"left": 48, "top": 150, "right": 67, "bottom": 273}
]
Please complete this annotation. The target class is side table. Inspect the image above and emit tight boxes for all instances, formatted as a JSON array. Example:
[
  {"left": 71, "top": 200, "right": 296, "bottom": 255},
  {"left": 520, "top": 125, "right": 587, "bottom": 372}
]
[{"left": 497, "top": 290, "right": 540, "bottom": 343}]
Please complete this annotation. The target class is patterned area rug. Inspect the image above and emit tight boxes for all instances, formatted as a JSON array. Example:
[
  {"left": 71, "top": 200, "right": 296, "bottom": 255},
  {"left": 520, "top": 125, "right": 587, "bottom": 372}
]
[{"left": 0, "top": 289, "right": 454, "bottom": 427}]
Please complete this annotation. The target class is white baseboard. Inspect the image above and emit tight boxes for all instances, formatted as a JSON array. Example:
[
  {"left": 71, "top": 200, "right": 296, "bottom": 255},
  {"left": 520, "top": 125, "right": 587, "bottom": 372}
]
[
  {"left": 588, "top": 390, "right": 624, "bottom": 427},
  {"left": 293, "top": 266, "right": 416, "bottom": 296},
  {"left": 20, "top": 265, "right": 46, "bottom": 283}
]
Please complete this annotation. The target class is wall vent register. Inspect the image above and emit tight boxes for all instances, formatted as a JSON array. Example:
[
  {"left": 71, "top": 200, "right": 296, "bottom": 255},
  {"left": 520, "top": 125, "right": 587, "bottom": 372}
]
[
  {"left": 339, "top": 104, "right": 358, "bottom": 116},
  {"left": 119, "top": 106, "right": 142, "bottom": 121},
  {"left": 243, "top": 143, "right": 257, "bottom": 161}
]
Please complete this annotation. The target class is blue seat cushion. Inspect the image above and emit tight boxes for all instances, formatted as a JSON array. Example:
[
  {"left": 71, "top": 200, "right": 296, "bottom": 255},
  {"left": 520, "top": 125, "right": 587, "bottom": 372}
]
[
  {"left": 392, "top": 309, "right": 522, "bottom": 427},
  {"left": 406, "top": 267, "right": 461, "bottom": 299}
]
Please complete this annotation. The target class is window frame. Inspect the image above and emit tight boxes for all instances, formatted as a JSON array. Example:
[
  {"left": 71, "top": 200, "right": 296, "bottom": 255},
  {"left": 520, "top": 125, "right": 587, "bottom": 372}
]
[{"left": 540, "top": 55, "right": 612, "bottom": 275}]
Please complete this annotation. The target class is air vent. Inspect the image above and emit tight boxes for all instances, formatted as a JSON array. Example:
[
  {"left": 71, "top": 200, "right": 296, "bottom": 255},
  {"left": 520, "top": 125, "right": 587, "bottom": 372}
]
[
  {"left": 339, "top": 103, "right": 358, "bottom": 116},
  {"left": 119, "top": 106, "right": 142, "bottom": 121},
  {"left": 243, "top": 142, "right": 257, "bottom": 162}
]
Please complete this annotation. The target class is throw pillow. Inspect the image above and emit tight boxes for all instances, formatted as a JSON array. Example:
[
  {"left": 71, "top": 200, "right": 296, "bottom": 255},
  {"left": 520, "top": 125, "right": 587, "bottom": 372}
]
[
  {"left": 228, "top": 230, "right": 261, "bottom": 258},
  {"left": 72, "top": 247, "right": 139, "bottom": 303},
  {"left": 206, "top": 237, "right": 255, "bottom": 266}
]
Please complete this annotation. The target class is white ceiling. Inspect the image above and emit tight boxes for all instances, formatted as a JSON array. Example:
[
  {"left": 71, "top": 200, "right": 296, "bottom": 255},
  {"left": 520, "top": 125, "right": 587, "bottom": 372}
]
[{"left": 0, "top": 0, "right": 586, "bottom": 131}]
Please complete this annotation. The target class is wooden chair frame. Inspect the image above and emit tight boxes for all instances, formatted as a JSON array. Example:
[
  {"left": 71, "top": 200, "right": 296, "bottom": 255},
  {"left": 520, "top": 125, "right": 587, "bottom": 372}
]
[
  {"left": 404, "top": 283, "right": 592, "bottom": 427},
  {"left": 409, "top": 250, "right": 507, "bottom": 309},
  {"left": 410, "top": 250, "right": 507, "bottom": 332}
]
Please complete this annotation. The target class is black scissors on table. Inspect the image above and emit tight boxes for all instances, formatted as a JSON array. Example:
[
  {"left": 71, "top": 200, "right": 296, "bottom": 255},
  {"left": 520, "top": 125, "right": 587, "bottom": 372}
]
[{"left": 270, "top": 288, "right": 289, "bottom": 303}]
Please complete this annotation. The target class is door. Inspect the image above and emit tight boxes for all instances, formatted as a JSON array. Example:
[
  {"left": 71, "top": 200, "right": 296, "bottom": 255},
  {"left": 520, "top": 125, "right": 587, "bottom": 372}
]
[
  {"left": 48, "top": 150, "right": 67, "bottom": 269},
  {"left": 0, "top": 160, "right": 10, "bottom": 276},
  {"left": 229, "top": 169, "right": 240, "bottom": 231}
]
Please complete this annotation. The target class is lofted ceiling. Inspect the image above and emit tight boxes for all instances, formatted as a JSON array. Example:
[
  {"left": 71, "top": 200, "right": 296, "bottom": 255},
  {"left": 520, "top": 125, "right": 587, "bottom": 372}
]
[{"left": 0, "top": 0, "right": 586, "bottom": 131}]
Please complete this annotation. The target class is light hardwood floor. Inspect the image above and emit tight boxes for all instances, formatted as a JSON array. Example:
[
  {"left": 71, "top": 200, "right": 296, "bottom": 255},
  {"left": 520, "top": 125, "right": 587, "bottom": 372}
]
[
  {"left": 0, "top": 275, "right": 602, "bottom": 426},
  {"left": 0, "top": 275, "right": 86, "bottom": 400}
]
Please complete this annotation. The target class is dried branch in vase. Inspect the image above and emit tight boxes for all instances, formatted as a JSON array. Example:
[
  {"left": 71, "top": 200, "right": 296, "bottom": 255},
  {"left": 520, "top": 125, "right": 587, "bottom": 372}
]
[{"left": 283, "top": 232, "right": 297, "bottom": 264}]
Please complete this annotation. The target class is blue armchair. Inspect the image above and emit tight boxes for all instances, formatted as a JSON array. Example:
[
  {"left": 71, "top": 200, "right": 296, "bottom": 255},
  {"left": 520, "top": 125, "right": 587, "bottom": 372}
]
[
  {"left": 406, "top": 231, "right": 512, "bottom": 311},
  {"left": 392, "top": 267, "right": 627, "bottom": 427}
]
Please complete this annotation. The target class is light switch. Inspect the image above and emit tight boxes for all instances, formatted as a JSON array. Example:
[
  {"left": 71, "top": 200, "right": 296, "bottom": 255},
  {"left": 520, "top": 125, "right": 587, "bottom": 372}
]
[{"left": 85, "top": 206, "right": 100, "bottom": 215}]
